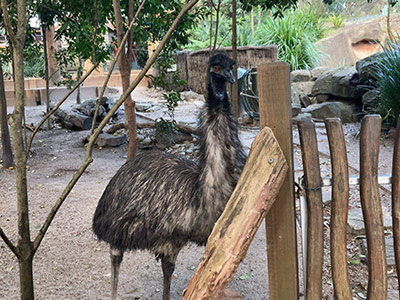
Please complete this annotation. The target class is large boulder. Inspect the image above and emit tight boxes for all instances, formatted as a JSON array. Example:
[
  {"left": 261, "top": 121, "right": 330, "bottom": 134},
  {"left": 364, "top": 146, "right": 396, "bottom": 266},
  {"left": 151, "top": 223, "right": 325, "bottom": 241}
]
[
  {"left": 316, "top": 21, "right": 383, "bottom": 68},
  {"left": 355, "top": 52, "right": 385, "bottom": 82},
  {"left": 302, "top": 101, "right": 358, "bottom": 123},
  {"left": 310, "top": 67, "right": 366, "bottom": 100}
]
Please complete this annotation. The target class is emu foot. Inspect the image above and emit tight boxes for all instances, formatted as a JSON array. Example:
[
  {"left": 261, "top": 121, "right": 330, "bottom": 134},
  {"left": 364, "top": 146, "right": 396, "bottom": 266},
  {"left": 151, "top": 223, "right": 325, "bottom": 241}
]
[{"left": 221, "top": 289, "right": 242, "bottom": 299}]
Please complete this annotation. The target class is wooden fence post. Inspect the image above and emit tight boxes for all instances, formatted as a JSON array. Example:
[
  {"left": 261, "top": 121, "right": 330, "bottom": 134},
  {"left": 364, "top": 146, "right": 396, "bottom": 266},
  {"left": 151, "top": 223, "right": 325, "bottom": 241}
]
[
  {"left": 360, "top": 115, "right": 387, "bottom": 300},
  {"left": 258, "top": 62, "right": 298, "bottom": 300}
]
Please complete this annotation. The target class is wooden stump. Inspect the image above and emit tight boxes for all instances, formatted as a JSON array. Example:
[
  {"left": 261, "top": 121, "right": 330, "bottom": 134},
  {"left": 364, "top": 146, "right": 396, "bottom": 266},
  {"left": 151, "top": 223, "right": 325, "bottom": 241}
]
[{"left": 183, "top": 127, "right": 288, "bottom": 299}]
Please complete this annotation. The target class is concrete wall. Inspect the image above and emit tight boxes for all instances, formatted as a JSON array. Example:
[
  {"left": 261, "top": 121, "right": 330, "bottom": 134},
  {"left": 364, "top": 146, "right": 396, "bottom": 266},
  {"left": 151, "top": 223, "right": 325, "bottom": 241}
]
[{"left": 5, "top": 70, "right": 151, "bottom": 107}]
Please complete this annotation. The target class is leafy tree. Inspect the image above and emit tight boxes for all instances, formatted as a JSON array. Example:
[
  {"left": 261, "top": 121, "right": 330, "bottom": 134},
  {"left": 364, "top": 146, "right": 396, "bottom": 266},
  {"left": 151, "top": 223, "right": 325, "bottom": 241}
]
[{"left": 0, "top": 1, "right": 201, "bottom": 299}]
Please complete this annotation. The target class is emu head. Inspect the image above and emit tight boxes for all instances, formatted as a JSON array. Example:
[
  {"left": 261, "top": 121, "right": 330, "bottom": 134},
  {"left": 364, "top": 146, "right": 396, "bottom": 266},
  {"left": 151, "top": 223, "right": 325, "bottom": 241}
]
[{"left": 209, "top": 54, "right": 236, "bottom": 85}]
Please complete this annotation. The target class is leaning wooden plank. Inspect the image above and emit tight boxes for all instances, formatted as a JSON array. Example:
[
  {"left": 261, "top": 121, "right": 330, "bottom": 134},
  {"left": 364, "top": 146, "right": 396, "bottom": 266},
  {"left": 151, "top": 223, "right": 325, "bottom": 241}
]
[
  {"left": 183, "top": 126, "right": 288, "bottom": 300},
  {"left": 298, "top": 119, "right": 324, "bottom": 300},
  {"left": 360, "top": 115, "right": 387, "bottom": 300},
  {"left": 392, "top": 118, "right": 400, "bottom": 298},
  {"left": 325, "top": 118, "right": 352, "bottom": 300}
]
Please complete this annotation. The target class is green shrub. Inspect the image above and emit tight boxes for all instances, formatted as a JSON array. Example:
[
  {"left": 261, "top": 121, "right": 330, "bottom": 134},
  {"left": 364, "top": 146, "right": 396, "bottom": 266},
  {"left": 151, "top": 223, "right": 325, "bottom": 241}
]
[
  {"left": 372, "top": 39, "right": 400, "bottom": 126},
  {"left": 254, "top": 6, "right": 325, "bottom": 70},
  {"left": 328, "top": 13, "right": 344, "bottom": 29},
  {"left": 187, "top": 5, "right": 325, "bottom": 70}
]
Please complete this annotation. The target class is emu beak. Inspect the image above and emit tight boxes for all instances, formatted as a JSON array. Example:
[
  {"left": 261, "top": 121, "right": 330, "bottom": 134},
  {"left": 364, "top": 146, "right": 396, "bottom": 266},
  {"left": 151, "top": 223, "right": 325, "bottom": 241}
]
[{"left": 227, "top": 70, "right": 236, "bottom": 84}]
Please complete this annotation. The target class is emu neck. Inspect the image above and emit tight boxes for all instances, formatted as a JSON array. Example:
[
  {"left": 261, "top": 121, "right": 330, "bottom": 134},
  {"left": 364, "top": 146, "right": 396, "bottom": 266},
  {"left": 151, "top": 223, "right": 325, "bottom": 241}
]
[
  {"left": 197, "top": 78, "right": 245, "bottom": 218},
  {"left": 208, "top": 75, "right": 228, "bottom": 106}
]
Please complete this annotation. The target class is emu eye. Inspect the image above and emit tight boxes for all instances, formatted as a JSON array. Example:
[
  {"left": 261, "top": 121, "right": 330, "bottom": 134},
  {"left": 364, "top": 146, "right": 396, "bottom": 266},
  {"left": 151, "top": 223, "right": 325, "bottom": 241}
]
[{"left": 213, "top": 66, "right": 220, "bottom": 72}]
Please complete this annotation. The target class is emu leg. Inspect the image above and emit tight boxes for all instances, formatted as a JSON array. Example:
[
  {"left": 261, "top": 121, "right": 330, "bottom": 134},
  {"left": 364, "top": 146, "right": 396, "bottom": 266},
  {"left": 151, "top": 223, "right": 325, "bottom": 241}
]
[
  {"left": 110, "top": 247, "right": 124, "bottom": 300},
  {"left": 161, "top": 254, "right": 178, "bottom": 300}
]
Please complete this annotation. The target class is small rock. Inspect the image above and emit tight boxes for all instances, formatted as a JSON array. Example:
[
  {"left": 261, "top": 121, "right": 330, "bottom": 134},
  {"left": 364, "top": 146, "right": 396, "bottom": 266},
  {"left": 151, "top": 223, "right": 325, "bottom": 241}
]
[
  {"left": 181, "top": 90, "right": 205, "bottom": 102},
  {"left": 291, "top": 70, "right": 311, "bottom": 82},
  {"left": 348, "top": 207, "right": 392, "bottom": 235},
  {"left": 293, "top": 113, "right": 312, "bottom": 124},
  {"left": 362, "top": 237, "right": 396, "bottom": 266},
  {"left": 362, "top": 89, "right": 380, "bottom": 111},
  {"left": 292, "top": 106, "right": 302, "bottom": 118},
  {"left": 96, "top": 133, "right": 127, "bottom": 147},
  {"left": 135, "top": 101, "right": 152, "bottom": 112},
  {"left": 302, "top": 101, "right": 358, "bottom": 123},
  {"left": 299, "top": 94, "right": 312, "bottom": 107}
]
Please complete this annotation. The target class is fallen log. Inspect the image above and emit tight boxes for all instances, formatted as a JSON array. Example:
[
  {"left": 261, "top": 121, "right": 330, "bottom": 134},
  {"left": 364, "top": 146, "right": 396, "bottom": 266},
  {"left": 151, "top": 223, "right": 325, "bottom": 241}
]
[
  {"left": 183, "top": 126, "right": 288, "bottom": 299},
  {"left": 53, "top": 107, "right": 93, "bottom": 130}
]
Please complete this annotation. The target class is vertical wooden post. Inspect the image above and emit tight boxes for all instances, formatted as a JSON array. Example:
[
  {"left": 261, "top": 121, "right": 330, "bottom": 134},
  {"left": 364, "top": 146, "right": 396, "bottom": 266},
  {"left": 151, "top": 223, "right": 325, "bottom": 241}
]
[
  {"left": 392, "top": 118, "right": 400, "bottom": 298},
  {"left": 298, "top": 119, "right": 324, "bottom": 299},
  {"left": 258, "top": 62, "right": 298, "bottom": 300},
  {"left": 360, "top": 115, "right": 387, "bottom": 300},
  {"left": 325, "top": 118, "right": 352, "bottom": 300}
]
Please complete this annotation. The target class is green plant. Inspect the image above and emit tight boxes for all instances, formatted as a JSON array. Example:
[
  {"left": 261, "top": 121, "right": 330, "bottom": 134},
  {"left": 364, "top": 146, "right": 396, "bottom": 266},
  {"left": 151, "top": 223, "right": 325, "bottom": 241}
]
[
  {"left": 147, "top": 52, "right": 185, "bottom": 140},
  {"left": 372, "top": 38, "right": 400, "bottom": 126},
  {"left": 328, "top": 13, "right": 344, "bottom": 29},
  {"left": 187, "top": 5, "right": 325, "bottom": 70},
  {"left": 253, "top": 6, "right": 325, "bottom": 70}
]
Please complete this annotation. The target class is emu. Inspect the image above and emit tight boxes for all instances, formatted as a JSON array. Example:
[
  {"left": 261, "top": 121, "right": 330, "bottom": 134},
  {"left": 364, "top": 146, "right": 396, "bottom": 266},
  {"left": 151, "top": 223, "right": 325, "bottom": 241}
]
[{"left": 92, "top": 53, "right": 247, "bottom": 300}]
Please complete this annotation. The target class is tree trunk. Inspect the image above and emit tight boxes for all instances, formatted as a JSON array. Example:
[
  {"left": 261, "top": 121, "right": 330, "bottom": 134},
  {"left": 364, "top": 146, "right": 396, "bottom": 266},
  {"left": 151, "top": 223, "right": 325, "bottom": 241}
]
[
  {"left": 45, "top": 25, "right": 60, "bottom": 85},
  {"left": 12, "top": 39, "right": 34, "bottom": 300},
  {"left": 0, "top": 59, "right": 14, "bottom": 168},
  {"left": 76, "top": 58, "right": 83, "bottom": 104},
  {"left": 112, "top": 0, "right": 137, "bottom": 160},
  {"left": 42, "top": 22, "right": 51, "bottom": 130},
  {"left": 18, "top": 255, "right": 34, "bottom": 300},
  {"left": 231, "top": 0, "right": 239, "bottom": 119},
  {"left": 1, "top": 0, "right": 34, "bottom": 298}
]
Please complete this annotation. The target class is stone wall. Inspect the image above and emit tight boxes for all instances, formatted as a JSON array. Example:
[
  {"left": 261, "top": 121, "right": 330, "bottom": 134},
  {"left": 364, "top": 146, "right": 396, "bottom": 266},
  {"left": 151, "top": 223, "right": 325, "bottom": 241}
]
[{"left": 180, "top": 46, "right": 278, "bottom": 94}]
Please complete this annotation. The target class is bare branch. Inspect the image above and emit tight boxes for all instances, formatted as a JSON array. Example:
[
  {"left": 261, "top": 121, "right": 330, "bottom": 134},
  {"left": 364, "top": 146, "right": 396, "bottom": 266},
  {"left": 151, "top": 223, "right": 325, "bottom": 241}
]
[
  {"left": 27, "top": 63, "right": 98, "bottom": 153},
  {"left": 0, "top": 226, "right": 19, "bottom": 258},
  {"left": 32, "top": 0, "right": 200, "bottom": 253},
  {"left": 90, "top": 0, "right": 146, "bottom": 134},
  {"left": 212, "top": 0, "right": 222, "bottom": 51}
]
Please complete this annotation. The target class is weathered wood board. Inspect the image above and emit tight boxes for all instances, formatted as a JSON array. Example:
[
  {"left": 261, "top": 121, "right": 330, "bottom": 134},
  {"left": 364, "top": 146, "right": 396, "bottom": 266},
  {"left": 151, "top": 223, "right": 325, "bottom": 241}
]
[{"left": 183, "top": 126, "right": 288, "bottom": 299}]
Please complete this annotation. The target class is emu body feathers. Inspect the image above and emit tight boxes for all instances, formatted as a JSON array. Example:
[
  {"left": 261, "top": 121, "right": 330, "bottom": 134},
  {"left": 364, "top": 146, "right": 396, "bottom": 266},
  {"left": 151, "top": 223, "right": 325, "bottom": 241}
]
[{"left": 92, "top": 53, "right": 246, "bottom": 300}]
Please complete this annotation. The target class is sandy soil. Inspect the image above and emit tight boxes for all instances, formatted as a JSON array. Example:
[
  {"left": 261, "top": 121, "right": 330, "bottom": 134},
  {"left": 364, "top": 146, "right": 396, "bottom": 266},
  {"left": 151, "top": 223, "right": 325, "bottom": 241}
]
[{"left": 0, "top": 87, "right": 398, "bottom": 299}]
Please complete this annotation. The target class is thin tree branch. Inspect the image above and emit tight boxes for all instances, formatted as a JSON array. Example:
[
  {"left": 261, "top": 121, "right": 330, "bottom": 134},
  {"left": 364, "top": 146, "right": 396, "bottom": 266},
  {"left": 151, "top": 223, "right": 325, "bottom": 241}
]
[
  {"left": 91, "top": 0, "right": 99, "bottom": 65},
  {"left": 27, "top": 63, "right": 98, "bottom": 153},
  {"left": 90, "top": 0, "right": 145, "bottom": 135},
  {"left": 0, "top": 226, "right": 19, "bottom": 258},
  {"left": 0, "top": 0, "right": 17, "bottom": 45},
  {"left": 32, "top": 0, "right": 200, "bottom": 253},
  {"left": 212, "top": 0, "right": 222, "bottom": 51}
]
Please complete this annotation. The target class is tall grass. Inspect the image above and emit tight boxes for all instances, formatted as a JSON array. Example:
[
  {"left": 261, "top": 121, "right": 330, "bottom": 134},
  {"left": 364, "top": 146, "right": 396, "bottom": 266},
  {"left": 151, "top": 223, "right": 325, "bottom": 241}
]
[
  {"left": 187, "top": 5, "right": 326, "bottom": 70},
  {"left": 372, "top": 38, "right": 400, "bottom": 126}
]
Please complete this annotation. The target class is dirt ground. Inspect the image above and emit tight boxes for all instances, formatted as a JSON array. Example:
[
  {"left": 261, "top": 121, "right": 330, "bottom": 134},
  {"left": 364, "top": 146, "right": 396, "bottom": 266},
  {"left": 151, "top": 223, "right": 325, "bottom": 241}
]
[{"left": 0, "top": 87, "right": 399, "bottom": 299}]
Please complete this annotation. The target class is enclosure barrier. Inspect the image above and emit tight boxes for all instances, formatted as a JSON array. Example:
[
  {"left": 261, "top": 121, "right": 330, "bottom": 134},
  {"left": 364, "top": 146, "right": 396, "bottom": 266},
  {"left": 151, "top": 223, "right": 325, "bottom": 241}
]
[{"left": 298, "top": 116, "right": 400, "bottom": 300}]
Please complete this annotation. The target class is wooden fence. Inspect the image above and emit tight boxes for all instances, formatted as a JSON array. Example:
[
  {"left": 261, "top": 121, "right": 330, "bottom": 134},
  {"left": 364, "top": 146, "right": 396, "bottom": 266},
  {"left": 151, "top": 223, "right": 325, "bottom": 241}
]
[
  {"left": 185, "top": 62, "right": 399, "bottom": 299},
  {"left": 256, "top": 63, "right": 400, "bottom": 299}
]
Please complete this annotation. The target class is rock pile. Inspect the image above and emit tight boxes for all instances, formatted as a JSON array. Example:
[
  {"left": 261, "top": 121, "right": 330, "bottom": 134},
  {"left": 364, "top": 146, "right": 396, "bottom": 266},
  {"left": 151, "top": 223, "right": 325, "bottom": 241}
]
[{"left": 291, "top": 52, "right": 384, "bottom": 123}]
